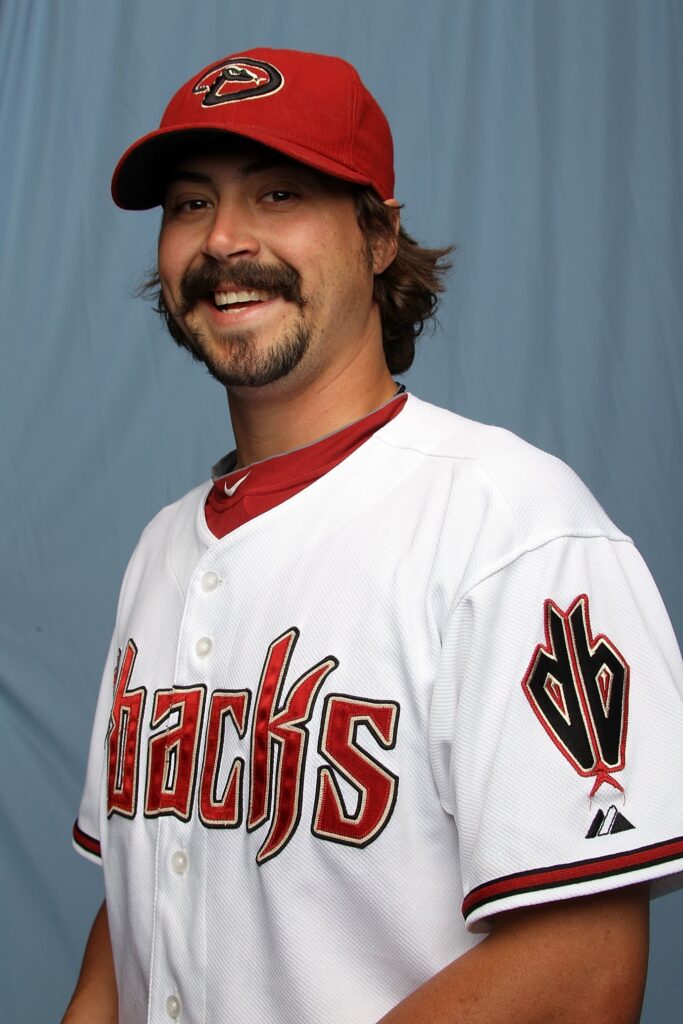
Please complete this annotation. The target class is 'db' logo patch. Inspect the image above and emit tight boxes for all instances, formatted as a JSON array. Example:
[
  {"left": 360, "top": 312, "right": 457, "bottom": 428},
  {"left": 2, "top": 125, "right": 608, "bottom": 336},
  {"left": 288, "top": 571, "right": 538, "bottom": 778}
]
[
  {"left": 193, "top": 58, "right": 284, "bottom": 106},
  {"left": 521, "top": 595, "right": 631, "bottom": 812}
]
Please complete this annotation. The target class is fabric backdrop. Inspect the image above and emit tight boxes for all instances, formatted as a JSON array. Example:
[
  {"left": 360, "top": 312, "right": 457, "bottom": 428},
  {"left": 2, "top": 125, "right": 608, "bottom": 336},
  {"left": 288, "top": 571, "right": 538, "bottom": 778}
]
[{"left": 1, "top": 1, "right": 681, "bottom": 1020}]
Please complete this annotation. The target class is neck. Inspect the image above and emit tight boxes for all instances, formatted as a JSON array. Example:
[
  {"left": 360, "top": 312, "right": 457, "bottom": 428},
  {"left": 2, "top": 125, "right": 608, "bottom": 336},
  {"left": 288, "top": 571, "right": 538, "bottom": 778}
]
[{"left": 226, "top": 352, "right": 396, "bottom": 468}]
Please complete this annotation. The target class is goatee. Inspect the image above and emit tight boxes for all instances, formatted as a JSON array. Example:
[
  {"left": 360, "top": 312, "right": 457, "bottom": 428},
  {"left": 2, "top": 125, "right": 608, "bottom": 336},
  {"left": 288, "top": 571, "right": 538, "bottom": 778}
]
[{"left": 195, "top": 320, "right": 311, "bottom": 389}]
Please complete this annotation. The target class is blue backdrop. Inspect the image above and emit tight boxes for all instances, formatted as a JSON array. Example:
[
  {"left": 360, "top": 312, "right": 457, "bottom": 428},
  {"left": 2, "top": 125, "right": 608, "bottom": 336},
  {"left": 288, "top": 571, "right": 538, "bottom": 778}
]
[{"left": 1, "top": 1, "right": 681, "bottom": 1020}]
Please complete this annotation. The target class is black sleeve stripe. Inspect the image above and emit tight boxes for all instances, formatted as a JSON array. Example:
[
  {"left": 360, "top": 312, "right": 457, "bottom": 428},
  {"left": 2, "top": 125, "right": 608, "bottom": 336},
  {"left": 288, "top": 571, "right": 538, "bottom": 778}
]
[
  {"left": 72, "top": 820, "right": 102, "bottom": 859},
  {"left": 462, "top": 835, "right": 683, "bottom": 919}
]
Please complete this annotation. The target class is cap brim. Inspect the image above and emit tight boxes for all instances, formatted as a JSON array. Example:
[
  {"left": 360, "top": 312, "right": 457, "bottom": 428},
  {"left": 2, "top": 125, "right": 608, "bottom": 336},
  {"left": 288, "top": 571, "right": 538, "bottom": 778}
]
[{"left": 111, "top": 125, "right": 376, "bottom": 210}]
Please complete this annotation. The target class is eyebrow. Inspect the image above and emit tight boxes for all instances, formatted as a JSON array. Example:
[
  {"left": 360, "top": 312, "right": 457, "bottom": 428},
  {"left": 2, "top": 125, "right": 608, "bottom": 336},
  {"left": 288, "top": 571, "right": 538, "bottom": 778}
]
[
  {"left": 240, "top": 156, "right": 299, "bottom": 177},
  {"left": 166, "top": 157, "right": 303, "bottom": 189}
]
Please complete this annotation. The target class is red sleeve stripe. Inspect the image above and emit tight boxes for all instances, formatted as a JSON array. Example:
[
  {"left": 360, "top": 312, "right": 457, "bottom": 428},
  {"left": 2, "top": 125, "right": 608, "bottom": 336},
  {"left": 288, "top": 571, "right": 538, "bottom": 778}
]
[
  {"left": 462, "top": 835, "right": 683, "bottom": 919},
  {"left": 72, "top": 820, "right": 102, "bottom": 859}
]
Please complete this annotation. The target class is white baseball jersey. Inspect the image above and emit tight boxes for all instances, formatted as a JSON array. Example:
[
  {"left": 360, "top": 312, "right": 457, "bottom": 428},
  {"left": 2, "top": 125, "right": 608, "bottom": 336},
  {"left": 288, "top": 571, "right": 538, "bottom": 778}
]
[{"left": 74, "top": 394, "right": 683, "bottom": 1024}]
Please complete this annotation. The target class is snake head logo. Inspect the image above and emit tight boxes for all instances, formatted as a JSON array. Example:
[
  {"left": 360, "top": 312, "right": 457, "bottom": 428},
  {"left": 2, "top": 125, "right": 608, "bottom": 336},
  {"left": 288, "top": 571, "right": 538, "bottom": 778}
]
[{"left": 192, "top": 58, "right": 284, "bottom": 106}]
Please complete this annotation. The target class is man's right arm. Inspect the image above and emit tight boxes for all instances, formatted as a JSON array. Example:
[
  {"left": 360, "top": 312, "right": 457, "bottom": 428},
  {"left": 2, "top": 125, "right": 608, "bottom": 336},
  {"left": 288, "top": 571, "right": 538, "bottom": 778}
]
[{"left": 61, "top": 900, "right": 118, "bottom": 1024}]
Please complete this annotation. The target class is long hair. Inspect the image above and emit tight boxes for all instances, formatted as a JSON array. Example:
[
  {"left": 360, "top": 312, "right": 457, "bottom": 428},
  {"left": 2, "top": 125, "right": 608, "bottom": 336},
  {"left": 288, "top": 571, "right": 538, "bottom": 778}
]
[
  {"left": 140, "top": 187, "right": 453, "bottom": 375},
  {"left": 353, "top": 188, "right": 453, "bottom": 374}
]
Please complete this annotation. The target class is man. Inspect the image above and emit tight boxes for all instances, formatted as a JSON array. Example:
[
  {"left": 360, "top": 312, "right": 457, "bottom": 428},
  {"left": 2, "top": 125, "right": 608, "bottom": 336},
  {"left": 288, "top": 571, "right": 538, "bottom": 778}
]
[{"left": 63, "top": 48, "right": 683, "bottom": 1023}]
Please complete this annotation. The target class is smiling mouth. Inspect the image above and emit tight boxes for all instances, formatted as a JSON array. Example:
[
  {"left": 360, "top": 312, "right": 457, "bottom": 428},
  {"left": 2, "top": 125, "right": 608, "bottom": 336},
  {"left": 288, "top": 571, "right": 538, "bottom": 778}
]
[
  {"left": 212, "top": 288, "right": 274, "bottom": 312},
  {"left": 178, "top": 260, "right": 305, "bottom": 319}
]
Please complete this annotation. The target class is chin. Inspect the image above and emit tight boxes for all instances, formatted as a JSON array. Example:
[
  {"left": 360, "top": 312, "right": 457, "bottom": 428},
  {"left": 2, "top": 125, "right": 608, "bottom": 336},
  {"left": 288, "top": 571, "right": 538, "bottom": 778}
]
[{"left": 190, "top": 324, "right": 312, "bottom": 390}]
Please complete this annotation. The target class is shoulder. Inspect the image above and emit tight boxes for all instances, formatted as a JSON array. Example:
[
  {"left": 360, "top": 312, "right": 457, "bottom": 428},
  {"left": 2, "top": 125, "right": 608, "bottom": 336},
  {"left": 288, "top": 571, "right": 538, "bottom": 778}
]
[
  {"left": 117, "top": 481, "right": 210, "bottom": 600},
  {"left": 378, "top": 394, "right": 628, "bottom": 547},
  {"left": 136, "top": 480, "right": 209, "bottom": 550}
]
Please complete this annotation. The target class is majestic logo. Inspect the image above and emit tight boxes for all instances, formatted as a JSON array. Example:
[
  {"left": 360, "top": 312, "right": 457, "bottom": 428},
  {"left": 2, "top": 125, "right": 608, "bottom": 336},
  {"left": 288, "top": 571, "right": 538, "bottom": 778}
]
[
  {"left": 106, "top": 628, "right": 400, "bottom": 863},
  {"left": 522, "top": 595, "right": 632, "bottom": 831},
  {"left": 192, "top": 58, "right": 284, "bottom": 106},
  {"left": 586, "top": 804, "right": 634, "bottom": 838}
]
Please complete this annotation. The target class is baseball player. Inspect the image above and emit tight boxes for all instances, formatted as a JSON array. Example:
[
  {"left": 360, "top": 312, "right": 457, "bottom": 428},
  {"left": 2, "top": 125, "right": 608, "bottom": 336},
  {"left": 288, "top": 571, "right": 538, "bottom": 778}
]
[{"left": 63, "top": 48, "right": 683, "bottom": 1024}]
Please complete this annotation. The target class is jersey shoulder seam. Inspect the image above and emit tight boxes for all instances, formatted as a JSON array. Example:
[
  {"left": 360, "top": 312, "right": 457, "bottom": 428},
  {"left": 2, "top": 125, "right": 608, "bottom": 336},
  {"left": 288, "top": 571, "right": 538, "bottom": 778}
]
[
  {"left": 454, "top": 531, "right": 635, "bottom": 609},
  {"left": 374, "top": 433, "right": 523, "bottom": 526}
]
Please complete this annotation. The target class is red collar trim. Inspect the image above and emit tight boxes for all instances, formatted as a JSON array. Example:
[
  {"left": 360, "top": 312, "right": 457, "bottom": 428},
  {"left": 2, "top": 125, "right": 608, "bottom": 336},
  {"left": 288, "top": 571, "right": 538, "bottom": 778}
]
[{"left": 205, "top": 391, "right": 407, "bottom": 539}]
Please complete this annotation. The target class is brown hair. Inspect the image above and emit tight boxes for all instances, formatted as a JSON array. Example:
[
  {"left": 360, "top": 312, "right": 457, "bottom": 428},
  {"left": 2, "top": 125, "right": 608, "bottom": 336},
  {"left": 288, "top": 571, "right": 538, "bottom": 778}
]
[
  {"left": 353, "top": 188, "right": 453, "bottom": 374},
  {"left": 141, "top": 187, "right": 453, "bottom": 375}
]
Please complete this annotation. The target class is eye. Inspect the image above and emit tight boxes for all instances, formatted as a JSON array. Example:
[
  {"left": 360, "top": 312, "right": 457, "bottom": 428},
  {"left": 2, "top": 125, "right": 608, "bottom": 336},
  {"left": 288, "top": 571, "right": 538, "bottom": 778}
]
[
  {"left": 173, "top": 198, "right": 212, "bottom": 213},
  {"left": 163, "top": 195, "right": 214, "bottom": 219},
  {"left": 261, "top": 189, "right": 297, "bottom": 204}
]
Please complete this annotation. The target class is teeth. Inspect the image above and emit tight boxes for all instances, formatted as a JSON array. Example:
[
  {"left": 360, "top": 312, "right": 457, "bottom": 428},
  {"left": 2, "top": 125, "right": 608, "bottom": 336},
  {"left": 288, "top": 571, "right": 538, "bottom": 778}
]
[{"left": 214, "top": 289, "right": 269, "bottom": 307}]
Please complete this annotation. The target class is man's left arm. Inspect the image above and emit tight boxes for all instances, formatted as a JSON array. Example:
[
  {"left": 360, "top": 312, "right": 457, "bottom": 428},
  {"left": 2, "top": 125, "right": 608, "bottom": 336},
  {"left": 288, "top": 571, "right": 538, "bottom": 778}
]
[{"left": 380, "top": 884, "right": 649, "bottom": 1023}]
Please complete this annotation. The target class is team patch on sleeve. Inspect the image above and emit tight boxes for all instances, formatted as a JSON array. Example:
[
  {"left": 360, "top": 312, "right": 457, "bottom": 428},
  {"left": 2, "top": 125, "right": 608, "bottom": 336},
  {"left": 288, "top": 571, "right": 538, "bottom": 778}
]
[
  {"left": 521, "top": 594, "right": 630, "bottom": 807},
  {"left": 461, "top": 593, "right": 683, "bottom": 920}
]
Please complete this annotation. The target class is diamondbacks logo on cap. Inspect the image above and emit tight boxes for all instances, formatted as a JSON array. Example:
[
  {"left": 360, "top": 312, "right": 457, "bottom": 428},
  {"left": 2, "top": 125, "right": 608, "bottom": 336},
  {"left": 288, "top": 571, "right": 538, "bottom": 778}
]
[{"left": 193, "top": 58, "right": 284, "bottom": 106}]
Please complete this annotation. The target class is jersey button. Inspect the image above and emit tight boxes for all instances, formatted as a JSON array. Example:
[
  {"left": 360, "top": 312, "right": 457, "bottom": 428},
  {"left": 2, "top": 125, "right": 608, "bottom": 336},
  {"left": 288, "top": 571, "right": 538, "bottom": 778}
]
[
  {"left": 165, "top": 994, "right": 182, "bottom": 1019},
  {"left": 195, "top": 636, "right": 213, "bottom": 658},
  {"left": 201, "top": 571, "right": 219, "bottom": 592},
  {"left": 171, "top": 850, "right": 189, "bottom": 875}
]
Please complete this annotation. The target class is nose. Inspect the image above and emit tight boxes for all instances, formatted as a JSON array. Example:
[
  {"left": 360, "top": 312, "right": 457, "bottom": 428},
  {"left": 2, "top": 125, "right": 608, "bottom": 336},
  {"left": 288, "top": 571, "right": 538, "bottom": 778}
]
[{"left": 201, "top": 198, "right": 260, "bottom": 262}]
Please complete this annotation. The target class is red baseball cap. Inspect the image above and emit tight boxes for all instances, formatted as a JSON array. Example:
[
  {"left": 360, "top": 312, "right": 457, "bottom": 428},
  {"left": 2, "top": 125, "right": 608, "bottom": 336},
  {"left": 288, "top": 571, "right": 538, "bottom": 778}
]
[{"left": 111, "top": 48, "right": 395, "bottom": 209}]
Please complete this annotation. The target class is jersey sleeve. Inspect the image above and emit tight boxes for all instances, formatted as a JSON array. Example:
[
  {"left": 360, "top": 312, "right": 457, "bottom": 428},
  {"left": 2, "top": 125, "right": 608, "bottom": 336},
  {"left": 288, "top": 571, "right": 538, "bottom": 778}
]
[
  {"left": 430, "top": 533, "right": 683, "bottom": 930},
  {"left": 70, "top": 488, "right": 207, "bottom": 865},
  {"left": 72, "top": 630, "right": 119, "bottom": 864}
]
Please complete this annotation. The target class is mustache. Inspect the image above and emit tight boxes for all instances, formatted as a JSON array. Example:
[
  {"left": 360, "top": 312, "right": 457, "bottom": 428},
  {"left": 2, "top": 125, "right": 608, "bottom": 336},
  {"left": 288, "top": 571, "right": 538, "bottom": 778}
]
[{"left": 177, "top": 260, "right": 305, "bottom": 315}]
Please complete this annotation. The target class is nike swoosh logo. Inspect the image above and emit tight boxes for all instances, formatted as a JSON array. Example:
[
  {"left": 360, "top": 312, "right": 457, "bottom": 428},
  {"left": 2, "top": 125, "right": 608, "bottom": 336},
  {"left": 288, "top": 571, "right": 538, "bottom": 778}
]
[{"left": 224, "top": 472, "right": 250, "bottom": 498}]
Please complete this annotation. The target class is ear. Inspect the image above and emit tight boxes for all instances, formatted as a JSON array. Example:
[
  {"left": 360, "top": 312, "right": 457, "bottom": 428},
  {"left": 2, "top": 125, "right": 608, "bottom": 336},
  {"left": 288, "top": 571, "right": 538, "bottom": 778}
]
[{"left": 371, "top": 198, "right": 401, "bottom": 274}]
